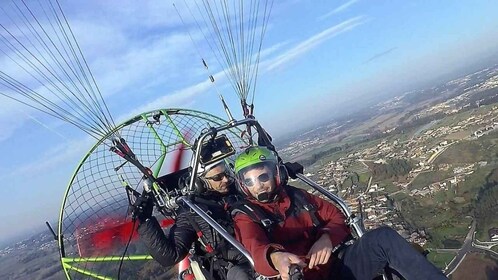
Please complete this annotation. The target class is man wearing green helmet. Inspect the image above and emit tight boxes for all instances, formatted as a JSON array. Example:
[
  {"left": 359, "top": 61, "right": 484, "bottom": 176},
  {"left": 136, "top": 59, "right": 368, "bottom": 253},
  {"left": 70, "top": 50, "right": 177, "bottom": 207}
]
[
  {"left": 234, "top": 146, "right": 284, "bottom": 203},
  {"left": 232, "top": 146, "right": 447, "bottom": 280},
  {"left": 137, "top": 159, "right": 254, "bottom": 280}
]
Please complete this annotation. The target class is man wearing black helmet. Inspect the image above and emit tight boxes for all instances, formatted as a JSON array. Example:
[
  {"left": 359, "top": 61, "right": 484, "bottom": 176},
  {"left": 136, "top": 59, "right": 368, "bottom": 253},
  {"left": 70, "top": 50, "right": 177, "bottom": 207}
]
[
  {"left": 136, "top": 159, "right": 253, "bottom": 280},
  {"left": 232, "top": 146, "right": 447, "bottom": 280}
]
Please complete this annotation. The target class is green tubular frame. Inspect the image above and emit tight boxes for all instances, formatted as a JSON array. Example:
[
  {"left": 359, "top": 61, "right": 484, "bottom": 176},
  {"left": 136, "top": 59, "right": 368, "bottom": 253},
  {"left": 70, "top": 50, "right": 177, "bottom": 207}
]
[{"left": 58, "top": 109, "right": 231, "bottom": 279}]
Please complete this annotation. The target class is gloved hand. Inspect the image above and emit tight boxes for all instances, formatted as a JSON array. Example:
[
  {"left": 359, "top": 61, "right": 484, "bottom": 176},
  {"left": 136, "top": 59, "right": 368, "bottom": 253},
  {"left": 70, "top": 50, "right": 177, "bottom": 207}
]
[
  {"left": 132, "top": 192, "right": 154, "bottom": 222},
  {"left": 178, "top": 173, "right": 190, "bottom": 190}
]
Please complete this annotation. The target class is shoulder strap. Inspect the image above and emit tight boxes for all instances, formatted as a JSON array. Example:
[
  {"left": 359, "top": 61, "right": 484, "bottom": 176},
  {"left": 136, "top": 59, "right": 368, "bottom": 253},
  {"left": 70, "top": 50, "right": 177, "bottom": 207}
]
[
  {"left": 285, "top": 186, "right": 322, "bottom": 228},
  {"left": 230, "top": 201, "right": 276, "bottom": 230},
  {"left": 229, "top": 187, "right": 322, "bottom": 231},
  {"left": 184, "top": 211, "right": 214, "bottom": 253}
]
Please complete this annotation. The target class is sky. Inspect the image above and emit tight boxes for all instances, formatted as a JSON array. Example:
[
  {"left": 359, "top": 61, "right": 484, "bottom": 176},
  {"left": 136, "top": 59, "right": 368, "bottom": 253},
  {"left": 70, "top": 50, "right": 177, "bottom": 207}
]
[{"left": 1, "top": 0, "right": 498, "bottom": 244}]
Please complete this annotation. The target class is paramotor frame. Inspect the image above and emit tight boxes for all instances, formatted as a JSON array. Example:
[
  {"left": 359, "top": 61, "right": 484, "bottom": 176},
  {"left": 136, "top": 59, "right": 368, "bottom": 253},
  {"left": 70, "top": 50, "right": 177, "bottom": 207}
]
[{"left": 58, "top": 108, "right": 251, "bottom": 279}]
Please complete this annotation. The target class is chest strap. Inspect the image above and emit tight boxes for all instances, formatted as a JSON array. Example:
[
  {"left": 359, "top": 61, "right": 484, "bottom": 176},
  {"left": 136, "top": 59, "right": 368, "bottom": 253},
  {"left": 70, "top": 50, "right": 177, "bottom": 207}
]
[{"left": 230, "top": 186, "right": 322, "bottom": 231}]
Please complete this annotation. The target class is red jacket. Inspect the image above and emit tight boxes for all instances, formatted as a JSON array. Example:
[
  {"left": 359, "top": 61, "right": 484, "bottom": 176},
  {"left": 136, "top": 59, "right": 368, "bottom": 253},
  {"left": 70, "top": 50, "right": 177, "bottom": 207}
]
[{"left": 233, "top": 186, "right": 350, "bottom": 278}]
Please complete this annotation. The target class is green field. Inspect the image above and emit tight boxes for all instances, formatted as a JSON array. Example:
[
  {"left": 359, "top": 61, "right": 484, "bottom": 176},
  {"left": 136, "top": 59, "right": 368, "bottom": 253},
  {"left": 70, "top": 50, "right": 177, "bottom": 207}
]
[
  {"left": 427, "top": 251, "right": 456, "bottom": 269},
  {"left": 434, "top": 141, "right": 494, "bottom": 164},
  {"left": 409, "top": 170, "right": 453, "bottom": 190},
  {"left": 430, "top": 222, "right": 470, "bottom": 248},
  {"left": 391, "top": 190, "right": 408, "bottom": 198},
  {"left": 432, "top": 188, "right": 456, "bottom": 204},
  {"left": 376, "top": 179, "right": 400, "bottom": 193},
  {"left": 357, "top": 172, "right": 372, "bottom": 185},
  {"left": 475, "top": 215, "right": 498, "bottom": 242},
  {"left": 392, "top": 188, "right": 472, "bottom": 248},
  {"left": 389, "top": 126, "right": 422, "bottom": 143},
  {"left": 434, "top": 105, "right": 493, "bottom": 130},
  {"left": 457, "top": 166, "right": 494, "bottom": 200}
]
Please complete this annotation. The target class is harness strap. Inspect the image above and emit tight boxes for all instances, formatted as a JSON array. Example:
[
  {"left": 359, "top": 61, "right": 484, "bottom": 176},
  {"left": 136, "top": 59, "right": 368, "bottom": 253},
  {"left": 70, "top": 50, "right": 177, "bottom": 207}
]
[
  {"left": 230, "top": 186, "right": 322, "bottom": 232},
  {"left": 333, "top": 238, "right": 355, "bottom": 260},
  {"left": 185, "top": 213, "right": 214, "bottom": 253},
  {"left": 286, "top": 187, "right": 321, "bottom": 227},
  {"left": 231, "top": 203, "right": 276, "bottom": 230}
]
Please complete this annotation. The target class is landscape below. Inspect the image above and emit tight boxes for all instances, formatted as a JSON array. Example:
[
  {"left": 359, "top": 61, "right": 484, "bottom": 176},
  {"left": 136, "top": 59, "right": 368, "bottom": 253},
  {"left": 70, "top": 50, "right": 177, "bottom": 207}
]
[{"left": 2, "top": 66, "right": 498, "bottom": 279}]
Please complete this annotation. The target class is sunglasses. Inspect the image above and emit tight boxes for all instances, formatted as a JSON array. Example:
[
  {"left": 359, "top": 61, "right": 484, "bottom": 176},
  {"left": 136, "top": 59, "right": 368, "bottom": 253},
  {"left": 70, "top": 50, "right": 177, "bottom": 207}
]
[
  {"left": 204, "top": 170, "right": 230, "bottom": 182},
  {"left": 243, "top": 173, "right": 271, "bottom": 187}
]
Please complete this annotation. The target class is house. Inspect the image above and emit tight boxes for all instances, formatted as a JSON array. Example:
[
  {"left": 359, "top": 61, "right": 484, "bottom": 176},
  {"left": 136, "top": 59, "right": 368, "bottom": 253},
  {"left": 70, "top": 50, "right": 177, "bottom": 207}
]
[{"left": 489, "top": 228, "right": 498, "bottom": 242}]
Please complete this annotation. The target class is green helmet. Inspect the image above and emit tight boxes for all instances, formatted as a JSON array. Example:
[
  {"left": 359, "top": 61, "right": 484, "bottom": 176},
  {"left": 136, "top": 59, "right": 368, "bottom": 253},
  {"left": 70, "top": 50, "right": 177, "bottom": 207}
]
[
  {"left": 234, "top": 146, "right": 277, "bottom": 173},
  {"left": 234, "top": 146, "right": 280, "bottom": 202}
]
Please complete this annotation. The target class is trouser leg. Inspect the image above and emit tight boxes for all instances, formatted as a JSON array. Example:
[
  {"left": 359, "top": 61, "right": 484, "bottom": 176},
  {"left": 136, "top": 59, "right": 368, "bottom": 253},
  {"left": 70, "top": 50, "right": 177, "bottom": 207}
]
[
  {"left": 338, "top": 226, "right": 447, "bottom": 280},
  {"left": 226, "top": 263, "right": 253, "bottom": 280}
]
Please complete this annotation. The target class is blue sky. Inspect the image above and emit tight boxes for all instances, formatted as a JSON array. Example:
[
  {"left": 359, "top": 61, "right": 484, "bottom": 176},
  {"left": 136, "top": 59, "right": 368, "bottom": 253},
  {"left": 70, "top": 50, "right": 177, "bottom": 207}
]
[{"left": 1, "top": 0, "right": 498, "bottom": 243}]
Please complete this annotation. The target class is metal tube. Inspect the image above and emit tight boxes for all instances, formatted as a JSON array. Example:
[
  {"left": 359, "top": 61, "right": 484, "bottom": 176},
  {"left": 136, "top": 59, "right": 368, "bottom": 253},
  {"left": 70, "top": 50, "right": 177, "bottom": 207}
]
[
  {"left": 188, "top": 118, "right": 261, "bottom": 192},
  {"left": 219, "top": 95, "right": 235, "bottom": 123},
  {"left": 178, "top": 196, "right": 255, "bottom": 267},
  {"left": 296, "top": 174, "right": 364, "bottom": 237}
]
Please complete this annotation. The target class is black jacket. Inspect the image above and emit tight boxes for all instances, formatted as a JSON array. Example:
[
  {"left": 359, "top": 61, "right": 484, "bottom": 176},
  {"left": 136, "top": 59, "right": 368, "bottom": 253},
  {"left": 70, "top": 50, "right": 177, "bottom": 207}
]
[{"left": 137, "top": 190, "right": 248, "bottom": 269}]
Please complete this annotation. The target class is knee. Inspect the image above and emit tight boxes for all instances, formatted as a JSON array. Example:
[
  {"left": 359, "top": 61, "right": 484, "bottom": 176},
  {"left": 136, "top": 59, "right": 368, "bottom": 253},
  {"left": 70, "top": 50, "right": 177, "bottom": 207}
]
[
  {"left": 226, "top": 265, "right": 252, "bottom": 280},
  {"left": 226, "top": 267, "right": 238, "bottom": 280},
  {"left": 373, "top": 226, "right": 398, "bottom": 237},
  {"left": 364, "top": 226, "right": 401, "bottom": 244}
]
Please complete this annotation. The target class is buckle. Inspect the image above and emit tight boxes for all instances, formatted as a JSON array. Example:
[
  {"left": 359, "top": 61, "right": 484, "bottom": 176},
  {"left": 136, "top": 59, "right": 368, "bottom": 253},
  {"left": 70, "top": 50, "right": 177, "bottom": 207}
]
[
  {"left": 261, "top": 218, "right": 273, "bottom": 228},
  {"left": 303, "top": 204, "right": 313, "bottom": 211}
]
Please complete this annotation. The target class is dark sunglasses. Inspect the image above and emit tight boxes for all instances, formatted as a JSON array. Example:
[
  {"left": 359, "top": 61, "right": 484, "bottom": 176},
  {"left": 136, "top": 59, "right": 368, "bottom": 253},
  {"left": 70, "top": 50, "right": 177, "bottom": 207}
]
[
  {"left": 204, "top": 170, "right": 230, "bottom": 182},
  {"left": 243, "top": 173, "right": 271, "bottom": 187}
]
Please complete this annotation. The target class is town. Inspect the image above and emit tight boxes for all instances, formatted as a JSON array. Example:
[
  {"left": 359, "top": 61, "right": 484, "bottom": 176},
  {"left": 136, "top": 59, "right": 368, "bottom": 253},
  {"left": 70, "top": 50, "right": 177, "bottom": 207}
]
[{"left": 281, "top": 65, "right": 498, "bottom": 273}]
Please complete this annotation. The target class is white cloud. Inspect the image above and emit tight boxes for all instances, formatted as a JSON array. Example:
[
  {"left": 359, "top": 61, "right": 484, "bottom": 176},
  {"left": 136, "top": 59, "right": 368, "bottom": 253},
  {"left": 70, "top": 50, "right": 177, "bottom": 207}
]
[
  {"left": 263, "top": 16, "right": 368, "bottom": 71},
  {"left": 112, "top": 15, "right": 370, "bottom": 129},
  {"left": 1, "top": 0, "right": 283, "bottom": 145},
  {"left": 318, "top": 0, "right": 359, "bottom": 21},
  {"left": 66, "top": 1, "right": 182, "bottom": 30},
  {"left": 258, "top": 41, "right": 291, "bottom": 60},
  {"left": 1, "top": 136, "right": 92, "bottom": 179},
  {"left": 0, "top": 105, "right": 68, "bottom": 144},
  {"left": 90, "top": 32, "right": 198, "bottom": 96},
  {"left": 0, "top": 99, "right": 30, "bottom": 142},
  {"left": 117, "top": 60, "right": 234, "bottom": 122},
  {"left": 0, "top": 5, "right": 205, "bottom": 143},
  {"left": 119, "top": 77, "right": 215, "bottom": 121},
  {"left": 0, "top": 116, "right": 22, "bottom": 143},
  {"left": 0, "top": 71, "right": 84, "bottom": 143}
]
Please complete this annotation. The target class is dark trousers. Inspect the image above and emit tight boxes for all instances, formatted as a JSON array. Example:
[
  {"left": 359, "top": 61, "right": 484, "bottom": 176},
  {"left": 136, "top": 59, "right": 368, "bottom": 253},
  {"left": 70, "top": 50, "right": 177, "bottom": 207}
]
[
  {"left": 338, "top": 227, "right": 447, "bottom": 280},
  {"left": 226, "top": 263, "right": 253, "bottom": 280}
]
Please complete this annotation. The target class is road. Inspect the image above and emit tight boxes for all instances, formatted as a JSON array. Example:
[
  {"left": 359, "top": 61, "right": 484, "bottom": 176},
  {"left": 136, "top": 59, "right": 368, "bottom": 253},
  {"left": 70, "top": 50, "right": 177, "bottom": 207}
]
[
  {"left": 426, "top": 142, "right": 455, "bottom": 164},
  {"left": 443, "top": 220, "right": 498, "bottom": 276},
  {"left": 444, "top": 221, "right": 475, "bottom": 276},
  {"left": 473, "top": 238, "right": 498, "bottom": 249}
]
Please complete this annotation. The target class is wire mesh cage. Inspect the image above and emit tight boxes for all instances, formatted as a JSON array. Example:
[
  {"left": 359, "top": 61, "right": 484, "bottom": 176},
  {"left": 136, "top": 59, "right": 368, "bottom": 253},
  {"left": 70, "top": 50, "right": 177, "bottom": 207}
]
[{"left": 59, "top": 108, "right": 250, "bottom": 279}]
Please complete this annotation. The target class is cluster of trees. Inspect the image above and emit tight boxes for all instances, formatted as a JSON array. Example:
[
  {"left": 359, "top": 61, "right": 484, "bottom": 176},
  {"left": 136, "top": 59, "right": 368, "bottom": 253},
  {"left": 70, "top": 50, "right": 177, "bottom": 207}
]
[
  {"left": 341, "top": 172, "right": 360, "bottom": 190},
  {"left": 474, "top": 168, "right": 498, "bottom": 233},
  {"left": 371, "top": 159, "right": 413, "bottom": 180}
]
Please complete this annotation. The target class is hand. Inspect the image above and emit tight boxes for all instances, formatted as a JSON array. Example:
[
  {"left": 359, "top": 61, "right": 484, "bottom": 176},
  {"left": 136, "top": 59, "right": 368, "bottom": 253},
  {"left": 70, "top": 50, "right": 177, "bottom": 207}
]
[
  {"left": 178, "top": 174, "right": 190, "bottom": 190},
  {"left": 307, "top": 233, "right": 333, "bottom": 269},
  {"left": 132, "top": 193, "right": 154, "bottom": 222},
  {"left": 270, "top": 251, "right": 306, "bottom": 280}
]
